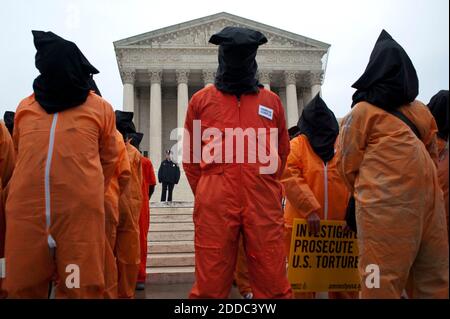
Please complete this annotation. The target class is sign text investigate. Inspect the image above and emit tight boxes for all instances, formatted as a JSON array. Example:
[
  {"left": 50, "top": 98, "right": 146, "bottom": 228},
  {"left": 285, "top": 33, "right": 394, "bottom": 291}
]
[{"left": 288, "top": 219, "right": 361, "bottom": 292}]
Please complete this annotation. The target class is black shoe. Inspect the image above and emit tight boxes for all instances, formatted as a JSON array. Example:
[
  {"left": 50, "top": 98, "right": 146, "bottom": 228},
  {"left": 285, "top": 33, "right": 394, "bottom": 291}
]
[{"left": 135, "top": 282, "right": 146, "bottom": 291}]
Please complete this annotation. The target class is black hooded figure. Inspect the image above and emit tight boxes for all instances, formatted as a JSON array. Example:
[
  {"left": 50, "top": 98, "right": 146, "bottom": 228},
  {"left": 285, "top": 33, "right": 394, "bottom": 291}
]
[
  {"left": 428, "top": 90, "right": 449, "bottom": 141},
  {"left": 115, "top": 110, "right": 136, "bottom": 137},
  {"left": 115, "top": 111, "right": 144, "bottom": 153},
  {"left": 3, "top": 111, "right": 15, "bottom": 135},
  {"left": 209, "top": 27, "right": 267, "bottom": 97},
  {"left": 297, "top": 94, "right": 339, "bottom": 163},
  {"left": 352, "top": 29, "right": 419, "bottom": 110},
  {"left": 32, "top": 30, "right": 99, "bottom": 114}
]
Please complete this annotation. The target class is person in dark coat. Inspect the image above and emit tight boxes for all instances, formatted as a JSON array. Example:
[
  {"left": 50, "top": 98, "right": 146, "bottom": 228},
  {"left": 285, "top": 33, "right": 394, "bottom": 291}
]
[{"left": 158, "top": 150, "right": 180, "bottom": 202}]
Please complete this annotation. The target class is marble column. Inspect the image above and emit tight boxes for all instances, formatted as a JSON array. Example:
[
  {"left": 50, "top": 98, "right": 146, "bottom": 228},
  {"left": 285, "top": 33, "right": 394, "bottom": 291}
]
[
  {"left": 202, "top": 69, "right": 216, "bottom": 87},
  {"left": 310, "top": 71, "right": 323, "bottom": 98},
  {"left": 149, "top": 69, "right": 162, "bottom": 168},
  {"left": 176, "top": 70, "right": 189, "bottom": 164},
  {"left": 176, "top": 70, "right": 190, "bottom": 130},
  {"left": 284, "top": 71, "right": 299, "bottom": 128},
  {"left": 121, "top": 69, "right": 135, "bottom": 112},
  {"left": 258, "top": 70, "right": 272, "bottom": 91}
]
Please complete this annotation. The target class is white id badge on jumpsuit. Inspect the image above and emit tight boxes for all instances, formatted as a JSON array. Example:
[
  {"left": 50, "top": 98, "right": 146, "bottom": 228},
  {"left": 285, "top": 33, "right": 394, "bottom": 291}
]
[{"left": 0, "top": 258, "right": 5, "bottom": 279}]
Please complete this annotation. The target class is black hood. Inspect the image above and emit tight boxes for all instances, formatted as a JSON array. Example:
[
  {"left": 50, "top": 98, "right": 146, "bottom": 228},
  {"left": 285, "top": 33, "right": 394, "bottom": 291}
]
[
  {"left": 288, "top": 126, "right": 301, "bottom": 140},
  {"left": 209, "top": 27, "right": 267, "bottom": 97},
  {"left": 88, "top": 75, "right": 102, "bottom": 97},
  {"left": 3, "top": 111, "right": 15, "bottom": 135},
  {"left": 126, "top": 132, "right": 144, "bottom": 149},
  {"left": 297, "top": 94, "right": 339, "bottom": 163},
  {"left": 115, "top": 110, "right": 136, "bottom": 139},
  {"left": 32, "top": 30, "right": 99, "bottom": 114},
  {"left": 352, "top": 30, "right": 418, "bottom": 110},
  {"left": 428, "top": 90, "right": 449, "bottom": 141}
]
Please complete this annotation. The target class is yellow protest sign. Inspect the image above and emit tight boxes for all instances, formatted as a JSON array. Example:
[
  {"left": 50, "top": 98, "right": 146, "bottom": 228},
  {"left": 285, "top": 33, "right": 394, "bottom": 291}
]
[{"left": 287, "top": 219, "right": 361, "bottom": 292}]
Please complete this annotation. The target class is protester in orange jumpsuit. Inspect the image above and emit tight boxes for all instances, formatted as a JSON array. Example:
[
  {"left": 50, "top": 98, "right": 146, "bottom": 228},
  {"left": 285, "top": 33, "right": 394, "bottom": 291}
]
[
  {"left": 428, "top": 90, "right": 449, "bottom": 228},
  {"left": 0, "top": 120, "right": 15, "bottom": 299},
  {"left": 281, "top": 94, "right": 357, "bottom": 299},
  {"left": 103, "top": 130, "right": 131, "bottom": 299},
  {"left": 115, "top": 111, "right": 143, "bottom": 299},
  {"left": 136, "top": 151, "right": 156, "bottom": 290},
  {"left": 4, "top": 31, "right": 119, "bottom": 298},
  {"left": 337, "top": 30, "right": 449, "bottom": 299},
  {"left": 183, "top": 27, "right": 292, "bottom": 299}
]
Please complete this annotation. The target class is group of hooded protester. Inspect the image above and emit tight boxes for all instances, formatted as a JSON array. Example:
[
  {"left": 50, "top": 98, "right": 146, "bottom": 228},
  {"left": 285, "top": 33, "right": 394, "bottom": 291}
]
[
  {"left": 0, "top": 25, "right": 447, "bottom": 300},
  {"left": 0, "top": 31, "right": 156, "bottom": 299}
]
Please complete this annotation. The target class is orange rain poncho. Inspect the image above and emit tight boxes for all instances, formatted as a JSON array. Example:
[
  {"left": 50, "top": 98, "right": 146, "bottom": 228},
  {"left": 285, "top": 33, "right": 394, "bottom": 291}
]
[
  {"left": 103, "top": 130, "right": 131, "bottom": 299},
  {"left": 281, "top": 134, "right": 357, "bottom": 299},
  {"left": 137, "top": 156, "right": 156, "bottom": 284},
  {"left": 4, "top": 93, "right": 119, "bottom": 298},
  {"left": 116, "top": 142, "right": 142, "bottom": 299},
  {"left": 0, "top": 121, "right": 15, "bottom": 299},
  {"left": 337, "top": 101, "right": 449, "bottom": 299},
  {"left": 184, "top": 84, "right": 293, "bottom": 299}
]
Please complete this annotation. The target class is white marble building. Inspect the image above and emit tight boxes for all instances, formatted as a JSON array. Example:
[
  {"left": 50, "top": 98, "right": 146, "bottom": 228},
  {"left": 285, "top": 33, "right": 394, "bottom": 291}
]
[{"left": 114, "top": 12, "right": 330, "bottom": 201}]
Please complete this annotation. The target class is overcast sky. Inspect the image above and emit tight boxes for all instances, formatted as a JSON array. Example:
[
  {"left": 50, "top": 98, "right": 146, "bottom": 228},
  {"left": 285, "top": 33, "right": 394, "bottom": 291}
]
[{"left": 0, "top": 0, "right": 448, "bottom": 118}]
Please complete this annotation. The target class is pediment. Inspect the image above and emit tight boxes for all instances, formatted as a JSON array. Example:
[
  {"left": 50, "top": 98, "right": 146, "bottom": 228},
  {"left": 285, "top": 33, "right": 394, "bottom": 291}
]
[{"left": 114, "top": 12, "right": 330, "bottom": 51}]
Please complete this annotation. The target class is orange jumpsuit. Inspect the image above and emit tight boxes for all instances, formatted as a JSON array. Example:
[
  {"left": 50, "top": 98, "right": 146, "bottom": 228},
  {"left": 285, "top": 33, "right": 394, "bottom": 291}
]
[
  {"left": 137, "top": 156, "right": 156, "bottom": 284},
  {"left": 103, "top": 130, "right": 131, "bottom": 299},
  {"left": 281, "top": 134, "right": 357, "bottom": 299},
  {"left": 337, "top": 101, "right": 449, "bottom": 299},
  {"left": 184, "top": 85, "right": 293, "bottom": 299},
  {"left": 5, "top": 92, "right": 119, "bottom": 298},
  {"left": 0, "top": 122, "right": 15, "bottom": 299},
  {"left": 116, "top": 142, "right": 142, "bottom": 298}
]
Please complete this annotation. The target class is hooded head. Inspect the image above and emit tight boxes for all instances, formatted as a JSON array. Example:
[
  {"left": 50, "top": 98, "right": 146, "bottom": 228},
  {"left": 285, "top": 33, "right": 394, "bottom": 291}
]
[
  {"left": 352, "top": 30, "right": 418, "bottom": 110},
  {"left": 3, "top": 111, "right": 15, "bottom": 135},
  {"left": 88, "top": 75, "right": 102, "bottom": 97},
  {"left": 288, "top": 126, "right": 301, "bottom": 140},
  {"left": 126, "top": 132, "right": 144, "bottom": 150},
  {"left": 209, "top": 27, "right": 267, "bottom": 97},
  {"left": 428, "top": 90, "right": 449, "bottom": 141},
  {"left": 297, "top": 94, "right": 339, "bottom": 163},
  {"left": 115, "top": 110, "right": 136, "bottom": 139},
  {"left": 32, "top": 30, "right": 99, "bottom": 114}
]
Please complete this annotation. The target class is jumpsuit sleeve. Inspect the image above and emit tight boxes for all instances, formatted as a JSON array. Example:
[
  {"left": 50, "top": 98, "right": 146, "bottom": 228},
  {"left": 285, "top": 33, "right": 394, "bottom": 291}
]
[
  {"left": 99, "top": 101, "right": 120, "bottom": 189},
  {"left": 117, "top": 139, "right": 131, "bottom": 194},
  {"left": 148, "top": 160, "right": 157, "bottom": 186},
  {"left": 336, "top": 110, "right": 367, "bottom": 194},
  {"left": 276, "top": 97, "right": 290, "bottom": 179},
  {"left": 281, "top": 137, "right": 321, "bottom": 218},
  {"left": 0, "top": 123, "right": 15, "bottom": 189},
  {"left": 422, "top": 114, "right": 439, "bottom": 167},
  {"left": 183, "top": 95, "right": 201, "bottom": 194}
]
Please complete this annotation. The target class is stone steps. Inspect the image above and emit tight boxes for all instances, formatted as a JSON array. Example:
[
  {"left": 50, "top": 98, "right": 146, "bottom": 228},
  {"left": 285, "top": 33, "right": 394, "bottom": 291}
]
[
  {"left": 146, "top": 266, "right": 195, "bottom": 285},
  {"left": 146, "top": 204, "right": 195, "bottom": 284},
  {"left": 150, "top": 222, "right": 194, "bottom": 232},
  {"left": 151, "top": 214, "right": 192, "bottom": 223},
  {"left": 147, "top": 252, "right": 195, "bottom": 267},
  {"left": 148, "top": 241, "right": 194, "bottom": 253}
]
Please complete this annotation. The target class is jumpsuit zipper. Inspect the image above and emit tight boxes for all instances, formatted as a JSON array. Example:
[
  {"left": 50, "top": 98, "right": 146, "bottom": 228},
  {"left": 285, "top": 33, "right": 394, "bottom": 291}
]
[
  {"left": 323, "top": 162, "right": 329, "bottom": 220},
  {"left": 237, "top": 96, "right": 244, "bottom": 209},
  {"left": 45, "top": 113, "right": 58, "bottom": 249}
]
